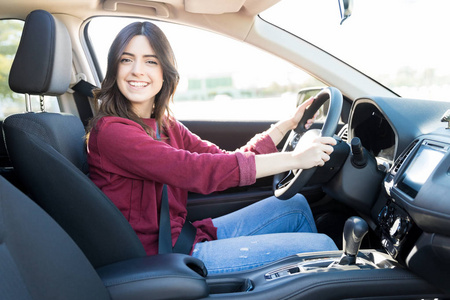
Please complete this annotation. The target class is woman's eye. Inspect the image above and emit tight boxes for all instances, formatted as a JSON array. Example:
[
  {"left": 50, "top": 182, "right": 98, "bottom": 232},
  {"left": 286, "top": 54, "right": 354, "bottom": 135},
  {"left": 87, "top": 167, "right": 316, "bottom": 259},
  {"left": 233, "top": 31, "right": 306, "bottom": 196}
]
[
  {"left": 120, "top": 58, "right": 132, "bottom": 63},
  {"left": 146, "top": 60, "right": 158, "bottom": 65}
]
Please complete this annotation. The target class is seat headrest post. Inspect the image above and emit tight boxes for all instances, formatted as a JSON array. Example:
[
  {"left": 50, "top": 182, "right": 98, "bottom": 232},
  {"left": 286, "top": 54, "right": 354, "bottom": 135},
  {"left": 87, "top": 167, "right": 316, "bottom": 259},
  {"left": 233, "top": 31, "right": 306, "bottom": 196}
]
[{"left": 25, "top": 94, "right": 32, "bottom": 112}]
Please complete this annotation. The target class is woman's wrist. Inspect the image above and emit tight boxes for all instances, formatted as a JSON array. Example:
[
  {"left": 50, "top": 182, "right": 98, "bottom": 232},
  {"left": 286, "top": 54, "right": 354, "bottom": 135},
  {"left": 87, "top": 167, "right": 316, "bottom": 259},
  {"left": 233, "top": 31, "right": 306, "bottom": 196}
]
[
  {"left": 255, "top": 152, "right": 296, "bottom": 179},
  {"left": 268, "top": 119, "right": 297, "bottom": 147},
  {"left": 270, "top": 123, "right": 285, "bottom": 138},
  {"left": 276, "top": 119, "right": 296, "bottom": 135}
]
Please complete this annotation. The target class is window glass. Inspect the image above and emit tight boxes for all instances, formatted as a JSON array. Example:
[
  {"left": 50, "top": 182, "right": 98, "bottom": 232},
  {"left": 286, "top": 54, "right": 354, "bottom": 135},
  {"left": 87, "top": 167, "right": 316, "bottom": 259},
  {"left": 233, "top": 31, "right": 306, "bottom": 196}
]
[
  {"left": 87, "top": 17, "right": 324, "bottom": 121},
  {"left": 0, "top": 19, "right": 59, "bottom": 120}
]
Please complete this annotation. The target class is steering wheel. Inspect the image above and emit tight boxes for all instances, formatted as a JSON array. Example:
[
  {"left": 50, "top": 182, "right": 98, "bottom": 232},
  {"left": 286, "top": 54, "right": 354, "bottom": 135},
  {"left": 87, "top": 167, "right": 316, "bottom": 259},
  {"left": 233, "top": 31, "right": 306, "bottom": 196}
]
[{"left": 273, "top": 87, "right": 343, "bottom": 200}]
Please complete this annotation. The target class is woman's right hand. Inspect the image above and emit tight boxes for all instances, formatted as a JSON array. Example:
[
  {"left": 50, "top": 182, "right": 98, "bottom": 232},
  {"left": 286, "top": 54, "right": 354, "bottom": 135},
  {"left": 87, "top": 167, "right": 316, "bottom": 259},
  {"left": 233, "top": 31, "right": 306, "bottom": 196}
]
[
  {"left": 291, "top": 136, "right": 336, "bottom": 169},
  {"left": 254, "top": 135, "right": 336, "bottom": 179}
]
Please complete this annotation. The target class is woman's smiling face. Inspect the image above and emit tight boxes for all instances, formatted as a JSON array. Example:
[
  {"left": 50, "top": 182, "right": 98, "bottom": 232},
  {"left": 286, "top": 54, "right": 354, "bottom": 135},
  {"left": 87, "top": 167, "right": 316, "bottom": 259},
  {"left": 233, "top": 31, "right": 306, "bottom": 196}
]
[{"left": 117, "top": 35, "right": 164, "bottom": 118}]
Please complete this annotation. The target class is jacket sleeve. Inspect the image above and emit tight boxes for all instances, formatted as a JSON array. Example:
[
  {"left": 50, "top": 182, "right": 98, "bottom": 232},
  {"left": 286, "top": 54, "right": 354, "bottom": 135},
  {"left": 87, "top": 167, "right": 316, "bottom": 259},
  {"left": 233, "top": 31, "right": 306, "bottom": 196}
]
[
  {"left": 90, "top": 118, "right": 256, "bottom": 194},
  {"left": 178, "top": 121, "right": 278, "bottom": 155}
]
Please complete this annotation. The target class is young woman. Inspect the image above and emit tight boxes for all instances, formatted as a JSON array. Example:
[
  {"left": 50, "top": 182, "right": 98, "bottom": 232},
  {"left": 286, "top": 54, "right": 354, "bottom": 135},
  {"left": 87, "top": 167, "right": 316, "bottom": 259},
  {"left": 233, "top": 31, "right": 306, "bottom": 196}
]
[{"left": 87, "top": 21, "right": 338, "bottom": 274}]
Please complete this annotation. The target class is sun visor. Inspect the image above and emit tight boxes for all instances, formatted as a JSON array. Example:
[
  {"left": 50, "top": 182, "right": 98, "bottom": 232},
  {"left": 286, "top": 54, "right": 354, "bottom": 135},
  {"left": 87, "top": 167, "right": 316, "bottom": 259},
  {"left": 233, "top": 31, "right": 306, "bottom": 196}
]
[{"left": 184, "top": 0, "right": 246, "bottom": 14}]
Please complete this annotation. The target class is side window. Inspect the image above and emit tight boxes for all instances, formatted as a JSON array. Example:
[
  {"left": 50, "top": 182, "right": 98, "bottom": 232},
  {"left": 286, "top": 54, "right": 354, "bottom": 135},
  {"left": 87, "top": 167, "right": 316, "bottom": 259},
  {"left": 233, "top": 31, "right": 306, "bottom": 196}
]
[
  {"left": 87, "top": 17, "right": 324, "bottom": 121},
  {"left": 0, "top": 19, "right": 59, "bottom": 120}
]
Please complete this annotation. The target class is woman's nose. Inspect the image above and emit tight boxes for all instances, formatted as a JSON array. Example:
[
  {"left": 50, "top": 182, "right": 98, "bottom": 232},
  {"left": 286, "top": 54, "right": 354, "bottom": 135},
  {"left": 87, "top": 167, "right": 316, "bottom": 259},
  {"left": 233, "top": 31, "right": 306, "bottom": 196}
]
[{"left": 131, "top": 61, "right": 144, "bottom": 75}]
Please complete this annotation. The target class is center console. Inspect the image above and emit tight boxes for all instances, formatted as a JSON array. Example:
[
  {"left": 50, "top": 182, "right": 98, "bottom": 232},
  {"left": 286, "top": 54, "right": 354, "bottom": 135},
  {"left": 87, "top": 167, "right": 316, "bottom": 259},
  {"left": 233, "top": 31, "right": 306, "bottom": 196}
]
[
  {"left": 204, "top": 249, "right": 440, "bottom": 299},
  {"left": 96, "top": 217, "right": 444, "bottom": 299},
  {"left": 378, "top": 138, "right": 450, "bottom": 259},
  {"left": 374, "top": 135, "right": 450, "bottom": 295}
]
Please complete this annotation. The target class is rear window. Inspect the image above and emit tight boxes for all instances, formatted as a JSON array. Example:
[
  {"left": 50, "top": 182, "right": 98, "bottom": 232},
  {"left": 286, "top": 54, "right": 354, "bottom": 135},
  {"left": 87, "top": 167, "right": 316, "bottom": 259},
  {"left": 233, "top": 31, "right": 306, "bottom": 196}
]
[{"left": 0, "top": 19, "right": 60, "bottom": 120}]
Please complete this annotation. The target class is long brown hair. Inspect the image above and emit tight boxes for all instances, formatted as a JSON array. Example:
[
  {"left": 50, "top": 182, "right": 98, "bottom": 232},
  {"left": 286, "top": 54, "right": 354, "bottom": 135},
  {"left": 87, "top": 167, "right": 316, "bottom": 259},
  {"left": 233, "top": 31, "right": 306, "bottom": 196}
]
[{"left": 87, "top": 21, "right": 179, "bottom": 137}]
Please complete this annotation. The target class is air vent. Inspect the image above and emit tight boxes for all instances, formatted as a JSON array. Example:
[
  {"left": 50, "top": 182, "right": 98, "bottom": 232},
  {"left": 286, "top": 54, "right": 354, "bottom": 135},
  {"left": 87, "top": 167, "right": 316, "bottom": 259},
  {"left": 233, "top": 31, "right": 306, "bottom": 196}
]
[
  {"left": 338, "top": 124, "right": 348, "bottom": 142},
  {"left": 392, "top": 140, "right": 419, "bottom": 175}
]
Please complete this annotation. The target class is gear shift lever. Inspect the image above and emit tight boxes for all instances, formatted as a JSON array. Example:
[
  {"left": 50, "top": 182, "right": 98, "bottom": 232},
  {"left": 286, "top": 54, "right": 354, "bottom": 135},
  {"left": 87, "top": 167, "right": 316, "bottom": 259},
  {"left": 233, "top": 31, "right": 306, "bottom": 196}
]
[{"left": 339, "top": 216, "right": 368, "bottom": 265}]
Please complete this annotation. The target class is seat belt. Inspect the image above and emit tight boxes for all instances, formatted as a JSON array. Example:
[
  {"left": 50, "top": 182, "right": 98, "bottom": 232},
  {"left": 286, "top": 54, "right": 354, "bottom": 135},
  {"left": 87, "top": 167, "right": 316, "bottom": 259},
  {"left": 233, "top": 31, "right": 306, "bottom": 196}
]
[
  {"left": 156, "top": 126, "right": 197, "bottom": 255},
  {"left": 70, "top": 79, "right": 96, "bottom": 127},
  {"left": 158, "top": 183, "right": 172, "bottom": 253},
  {"left": 173, "top": 217, "right": 197, "bottom": 254}
]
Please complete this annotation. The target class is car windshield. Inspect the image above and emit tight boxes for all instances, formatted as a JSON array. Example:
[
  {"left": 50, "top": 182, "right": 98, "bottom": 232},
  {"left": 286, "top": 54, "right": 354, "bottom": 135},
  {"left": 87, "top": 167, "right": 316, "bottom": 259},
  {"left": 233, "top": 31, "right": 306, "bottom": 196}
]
[{"left": 261, "top": 0, "right": 450, "bottom": 102}]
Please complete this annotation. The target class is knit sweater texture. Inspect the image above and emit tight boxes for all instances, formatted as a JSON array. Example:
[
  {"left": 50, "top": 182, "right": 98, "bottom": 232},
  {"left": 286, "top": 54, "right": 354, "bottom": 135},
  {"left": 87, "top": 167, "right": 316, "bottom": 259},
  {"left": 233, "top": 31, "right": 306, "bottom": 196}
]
[{"left": 87, "top": 116, "right": 278, "bottom": 255}]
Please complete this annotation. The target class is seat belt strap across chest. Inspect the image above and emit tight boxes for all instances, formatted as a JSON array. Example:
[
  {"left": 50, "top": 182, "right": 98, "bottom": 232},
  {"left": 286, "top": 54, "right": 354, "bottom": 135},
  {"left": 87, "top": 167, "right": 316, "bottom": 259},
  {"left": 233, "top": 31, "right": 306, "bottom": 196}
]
[
  {"left": 158, "top": 183, "right": 172, "bottom": 254},
  {"left": 156, "top": 125, "right": 197, "bottom": 255}
]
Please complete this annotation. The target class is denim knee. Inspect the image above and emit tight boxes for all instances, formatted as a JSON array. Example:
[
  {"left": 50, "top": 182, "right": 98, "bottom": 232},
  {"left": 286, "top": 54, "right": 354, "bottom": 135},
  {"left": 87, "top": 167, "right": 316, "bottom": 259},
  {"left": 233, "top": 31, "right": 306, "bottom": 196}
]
[{"left": 271, "top": 194, "right": 317, "bottom": 233}]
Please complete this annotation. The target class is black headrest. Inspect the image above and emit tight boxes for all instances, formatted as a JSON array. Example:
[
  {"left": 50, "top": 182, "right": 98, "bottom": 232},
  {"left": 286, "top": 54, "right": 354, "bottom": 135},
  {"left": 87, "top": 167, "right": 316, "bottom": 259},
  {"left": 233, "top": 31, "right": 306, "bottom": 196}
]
[{"left": 9, "top": 10, "right": 72, "bottom": 96}]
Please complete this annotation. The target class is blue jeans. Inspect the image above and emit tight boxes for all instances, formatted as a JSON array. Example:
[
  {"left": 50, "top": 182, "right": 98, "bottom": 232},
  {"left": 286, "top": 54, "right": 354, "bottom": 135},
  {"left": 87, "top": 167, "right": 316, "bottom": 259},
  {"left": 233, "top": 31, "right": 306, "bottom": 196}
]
[{"left": 191, "top": 194, "right": 338, "bottom": 274}]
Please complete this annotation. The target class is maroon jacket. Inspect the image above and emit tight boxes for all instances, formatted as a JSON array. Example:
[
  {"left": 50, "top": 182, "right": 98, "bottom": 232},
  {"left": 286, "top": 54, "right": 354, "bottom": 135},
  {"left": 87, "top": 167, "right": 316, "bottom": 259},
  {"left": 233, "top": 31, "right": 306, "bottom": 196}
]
[{"left": 88, "top": 116, "right": 277, "bottom": 255}]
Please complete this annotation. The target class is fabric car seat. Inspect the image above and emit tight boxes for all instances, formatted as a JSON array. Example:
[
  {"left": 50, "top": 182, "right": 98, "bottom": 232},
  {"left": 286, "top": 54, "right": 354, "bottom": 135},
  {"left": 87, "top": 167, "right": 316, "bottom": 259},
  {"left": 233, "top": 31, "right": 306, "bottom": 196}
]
[
  {"left": 2, "top": 9, "right": 147, "bottom": 268},
  {"left": 0, "top": 175, "right": 111, "bottom": 300}
]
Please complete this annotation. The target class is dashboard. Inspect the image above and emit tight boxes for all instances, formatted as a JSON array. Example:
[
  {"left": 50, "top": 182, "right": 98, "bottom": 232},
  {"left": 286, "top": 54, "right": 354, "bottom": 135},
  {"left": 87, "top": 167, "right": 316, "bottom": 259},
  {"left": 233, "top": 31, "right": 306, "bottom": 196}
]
[
  {"left": 347, "top": 96, "right": 450, "bottom": 237},
  {"left": 380, "top": 135, "right": 450, "bottom": 256},
  {"left": 345, "top": 96, "right": 450, "bottom": 292},
  {"left": 352, "top": 106, "right": 396, "bottom": 164}
]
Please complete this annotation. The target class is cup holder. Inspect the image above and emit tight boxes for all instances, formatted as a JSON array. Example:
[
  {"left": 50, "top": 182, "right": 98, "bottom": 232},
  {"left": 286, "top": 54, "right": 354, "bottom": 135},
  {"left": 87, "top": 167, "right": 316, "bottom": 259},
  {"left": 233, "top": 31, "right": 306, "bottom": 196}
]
[{"left": 207, "top": 278, "right": 254, "bottom": 294}]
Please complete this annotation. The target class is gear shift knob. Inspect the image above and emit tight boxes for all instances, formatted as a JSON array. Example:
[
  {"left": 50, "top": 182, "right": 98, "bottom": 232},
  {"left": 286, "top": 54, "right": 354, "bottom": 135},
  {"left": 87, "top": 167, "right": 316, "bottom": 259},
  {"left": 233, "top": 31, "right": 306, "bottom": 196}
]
[{"left": 339, "top": 216, "right": 368, "bottom": 265}]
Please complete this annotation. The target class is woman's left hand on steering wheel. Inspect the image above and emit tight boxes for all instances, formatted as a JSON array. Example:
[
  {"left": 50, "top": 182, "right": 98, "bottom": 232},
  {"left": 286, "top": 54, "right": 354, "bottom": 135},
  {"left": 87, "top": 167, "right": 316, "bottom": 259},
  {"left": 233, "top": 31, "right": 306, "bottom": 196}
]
[
  {"left": 269, "top": 97, "right": 318, "bottom": 146},
  {"left": 289, "top": 97, "right": 317, "bottom": 131}
]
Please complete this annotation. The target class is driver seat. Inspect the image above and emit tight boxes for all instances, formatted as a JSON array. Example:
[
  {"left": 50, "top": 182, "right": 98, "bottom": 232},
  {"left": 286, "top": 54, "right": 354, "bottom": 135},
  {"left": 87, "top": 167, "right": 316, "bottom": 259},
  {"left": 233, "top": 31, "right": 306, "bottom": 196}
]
[{"left": 2, "top": 9, "right": 146, "bottom": 268}]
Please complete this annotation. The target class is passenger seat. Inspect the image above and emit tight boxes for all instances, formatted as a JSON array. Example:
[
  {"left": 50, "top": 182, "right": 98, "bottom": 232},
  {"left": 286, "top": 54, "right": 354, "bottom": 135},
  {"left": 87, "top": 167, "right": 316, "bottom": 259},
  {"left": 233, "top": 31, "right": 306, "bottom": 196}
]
[{"left": 0, "top": 175, "right": 111, "bottom": 300}]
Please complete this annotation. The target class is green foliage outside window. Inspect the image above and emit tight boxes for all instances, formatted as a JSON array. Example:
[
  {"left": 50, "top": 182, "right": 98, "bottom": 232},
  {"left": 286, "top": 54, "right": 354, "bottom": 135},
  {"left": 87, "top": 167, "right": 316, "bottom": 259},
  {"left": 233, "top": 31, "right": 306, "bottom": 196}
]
[{"left": 0, "top": 20, "right": 24, "bottom": 117}]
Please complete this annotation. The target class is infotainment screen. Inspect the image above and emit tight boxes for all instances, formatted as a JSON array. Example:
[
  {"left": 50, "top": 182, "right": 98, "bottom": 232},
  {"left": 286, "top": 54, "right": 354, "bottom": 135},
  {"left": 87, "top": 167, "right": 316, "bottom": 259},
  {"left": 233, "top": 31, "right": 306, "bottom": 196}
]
[{"left": 398, "top": 142, "right": 446, "bottom": 198}]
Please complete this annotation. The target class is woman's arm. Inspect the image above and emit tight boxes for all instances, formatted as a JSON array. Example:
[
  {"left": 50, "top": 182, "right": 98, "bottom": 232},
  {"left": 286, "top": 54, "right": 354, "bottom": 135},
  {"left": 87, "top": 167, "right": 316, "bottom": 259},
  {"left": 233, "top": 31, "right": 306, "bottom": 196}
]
[
  {"left": 90, "top": 117, "right": 253, "bottom": 193},
  {"left": 255, "top": 135, "right": 336, "bottom": 179}
]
